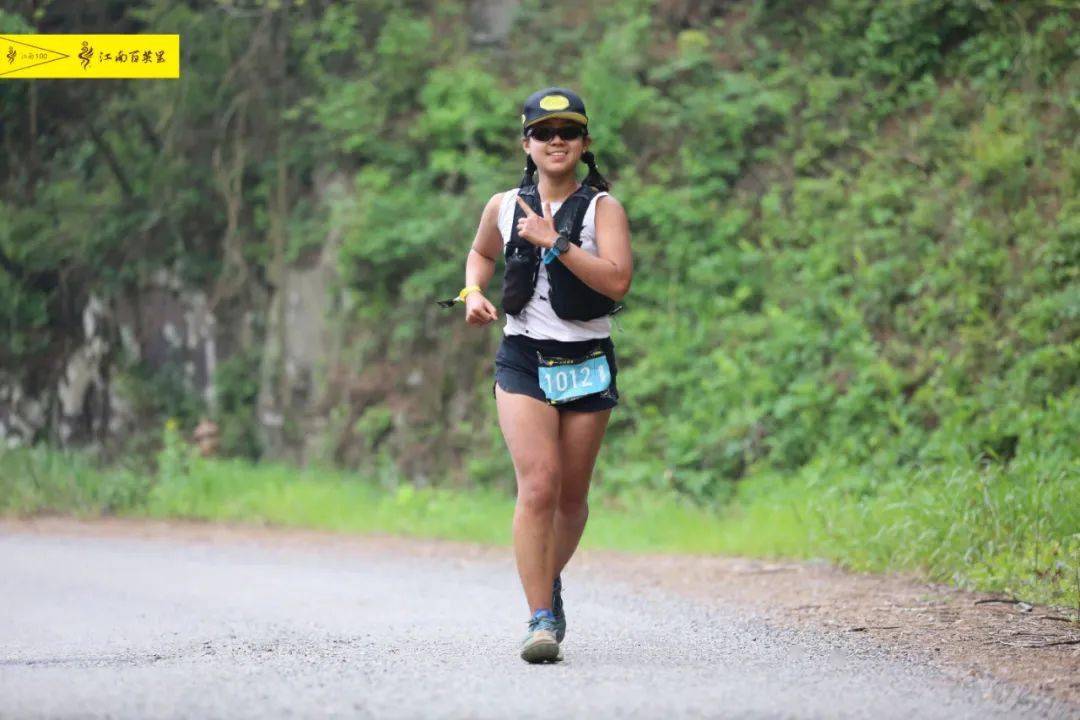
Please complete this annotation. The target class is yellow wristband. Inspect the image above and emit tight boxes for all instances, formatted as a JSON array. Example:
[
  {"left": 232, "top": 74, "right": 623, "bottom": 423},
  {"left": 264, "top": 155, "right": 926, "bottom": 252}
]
[{"left": 458, "top": 285, "right": 481, "bottom": 302}]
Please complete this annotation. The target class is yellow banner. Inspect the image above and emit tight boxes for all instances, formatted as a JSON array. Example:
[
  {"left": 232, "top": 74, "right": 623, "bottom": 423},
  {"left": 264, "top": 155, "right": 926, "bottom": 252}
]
[{"left": 0, "top": 35, "right": 180, "bottom": 79}]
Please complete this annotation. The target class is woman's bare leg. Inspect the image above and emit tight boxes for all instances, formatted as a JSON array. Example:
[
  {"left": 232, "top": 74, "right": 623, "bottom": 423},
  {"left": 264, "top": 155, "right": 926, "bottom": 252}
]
[
  {"left": 553, "top": 408, "right": 611, "bottom": 575},
  {"left": 495, "top": 385, "right": 562, "bottom": 613}
]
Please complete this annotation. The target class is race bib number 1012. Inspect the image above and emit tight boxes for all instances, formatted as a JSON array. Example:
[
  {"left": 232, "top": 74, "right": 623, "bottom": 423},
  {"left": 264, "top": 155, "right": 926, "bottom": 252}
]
[{"left": 537, "top": 352, "right": 611, "bottom": 404}]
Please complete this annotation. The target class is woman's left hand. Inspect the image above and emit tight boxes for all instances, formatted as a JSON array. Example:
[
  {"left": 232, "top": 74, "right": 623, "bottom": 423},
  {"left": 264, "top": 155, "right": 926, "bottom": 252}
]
[{"left": 515, "top": 196, "right": 559, "bottom": 249}]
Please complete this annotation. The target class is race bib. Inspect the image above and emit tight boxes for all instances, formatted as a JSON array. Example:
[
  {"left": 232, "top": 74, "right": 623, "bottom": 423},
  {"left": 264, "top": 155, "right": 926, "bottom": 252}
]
[{"left": 537, "top": 350, "right": 611, "bottom": 404}]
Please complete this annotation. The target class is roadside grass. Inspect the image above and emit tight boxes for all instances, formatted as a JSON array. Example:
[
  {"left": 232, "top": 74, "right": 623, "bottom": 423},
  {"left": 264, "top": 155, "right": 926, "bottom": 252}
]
[
  {"left": 146, "top": 456, "right": 515, "bottom": 545},
  {"left": 1, "top": 445, "right": 1077, "bottom": 612},
  {"left": 0, "top": 446, "right": 152, "bottom": 517}
]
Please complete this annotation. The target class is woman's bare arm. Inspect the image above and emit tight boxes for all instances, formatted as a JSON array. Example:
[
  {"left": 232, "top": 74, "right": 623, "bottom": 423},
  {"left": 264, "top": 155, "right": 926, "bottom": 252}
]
[
  {"left": 550, "top": 195, "right": 632, "bottom": 301},
  {"left": 463, "top": 193, "right": 503, "bottom": 325}
]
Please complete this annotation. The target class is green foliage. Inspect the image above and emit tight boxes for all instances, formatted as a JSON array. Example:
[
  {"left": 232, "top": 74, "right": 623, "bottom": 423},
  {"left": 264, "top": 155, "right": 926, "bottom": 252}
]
[
  {"left": 1, "top": 1, "right": 1077, "bottom": 604},
  {"left": 0, "top": 447, "right": 152, "bottom": 515},
  {"left": 0, "top": 9, "right": 32, "bottom": 32},
  {"left": 6, "top": 1, "right": 1074, "bottom": 485},
  {"left": 156, "top": 418, "right": 196, "bottom": 486},
  {"left": 113, "top": 361, "right": 206, "bottom": 432},
  {"left": 213, "top": 349, "right": 263, "bottom": 459},
  {"left": 584, "top": 0, "right": 1079, "bottom": 497},
  {"left": 706, "top": 453, "right": 1080, "bottom": 609}
]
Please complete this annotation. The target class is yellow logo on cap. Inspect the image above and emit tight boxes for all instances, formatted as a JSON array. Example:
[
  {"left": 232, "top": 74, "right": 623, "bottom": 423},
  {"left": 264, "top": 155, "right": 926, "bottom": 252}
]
[{"left": 539, "top": 94, "right": 570, "bottom": 111}]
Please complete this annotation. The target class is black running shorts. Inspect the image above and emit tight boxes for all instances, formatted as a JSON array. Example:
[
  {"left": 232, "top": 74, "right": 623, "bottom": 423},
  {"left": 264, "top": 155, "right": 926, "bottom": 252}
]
[{"left": 493, "top": 333, "right": 619, "bottom": 413}]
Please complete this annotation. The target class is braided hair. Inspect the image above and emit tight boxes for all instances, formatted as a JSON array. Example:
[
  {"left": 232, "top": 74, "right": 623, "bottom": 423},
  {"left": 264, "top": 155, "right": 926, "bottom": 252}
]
[
  {"left": 518, "top": 155, "right": 538, "bottom": 190},
  {"left": 580, "top": 151, "right": 610, "bottom": 192},
  {"left": 518, "top": 140, "right": 611, "bottom": 191}
]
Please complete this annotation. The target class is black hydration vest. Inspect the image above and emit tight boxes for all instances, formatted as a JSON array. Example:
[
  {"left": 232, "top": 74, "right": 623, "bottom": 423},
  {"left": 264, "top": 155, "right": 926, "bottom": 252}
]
[{"left": 501, "top": 184, "right": 618, "bottom": 321}]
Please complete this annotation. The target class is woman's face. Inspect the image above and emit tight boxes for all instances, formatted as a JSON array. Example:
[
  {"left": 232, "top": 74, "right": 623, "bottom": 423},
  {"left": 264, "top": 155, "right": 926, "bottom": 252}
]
[{"left": 523, "top": 118, "right": 590, "bottom": 177}]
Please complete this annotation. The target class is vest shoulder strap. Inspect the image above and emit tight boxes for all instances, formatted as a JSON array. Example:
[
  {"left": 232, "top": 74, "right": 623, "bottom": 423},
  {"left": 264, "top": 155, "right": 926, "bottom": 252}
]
[
  {"left": 566, "top": 186, "right": 598, "bottom": 246},
  {"left": 513, "top": 184, "right": 598, "bottom": 243}
]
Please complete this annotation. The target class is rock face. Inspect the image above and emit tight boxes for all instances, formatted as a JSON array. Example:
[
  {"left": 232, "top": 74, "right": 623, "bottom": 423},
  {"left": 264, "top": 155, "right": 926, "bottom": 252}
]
[
  {"left": 470, "top": 0, "right": 516, "bottom": 45},
  {"left": 0, "top": 198, "right": 490, "bottom": 475},
  {"left": 0, "top": 196, "right": 342, "bottom": 465},
  {"left": 0, "top": 3, "right": 524, "bottom": 464},
  {"left": 0, "top": 276, "right": 218, "bottom": 451},
  {"left": 258, "top": 233, "right": 342, "bottom": 465},
  {"left": 55, "top": 294, "right": 110, "bottom": 444},
  {"left": 0, "top": 383, "right": 46, "bottom": 449}
]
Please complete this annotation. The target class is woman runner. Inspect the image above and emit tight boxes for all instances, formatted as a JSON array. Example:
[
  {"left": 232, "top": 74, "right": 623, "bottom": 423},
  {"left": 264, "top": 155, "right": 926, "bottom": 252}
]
[{"left": 453, "top": 88, "right": 632, "bottom": 663}]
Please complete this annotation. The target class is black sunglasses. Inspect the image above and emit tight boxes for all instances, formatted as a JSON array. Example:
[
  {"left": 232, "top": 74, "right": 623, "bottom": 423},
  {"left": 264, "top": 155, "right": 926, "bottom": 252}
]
[{"left": 527, "top": 125, "right": 587, "bottom": 142}]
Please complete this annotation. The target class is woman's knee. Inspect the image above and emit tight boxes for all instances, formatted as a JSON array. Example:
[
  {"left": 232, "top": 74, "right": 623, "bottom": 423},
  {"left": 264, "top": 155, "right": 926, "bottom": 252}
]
[{"left": 516, "top": 464, "right": 560, "bottom": 514}]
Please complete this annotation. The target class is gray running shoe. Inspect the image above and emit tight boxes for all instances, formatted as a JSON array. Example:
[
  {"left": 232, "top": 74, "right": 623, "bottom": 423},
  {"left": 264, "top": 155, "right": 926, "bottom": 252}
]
[
  {"left": 552, "top": 575, "right": 566, "bottom": 643},
  {"left": 520, "top": 612, "right": 560, "bottom": 664}
]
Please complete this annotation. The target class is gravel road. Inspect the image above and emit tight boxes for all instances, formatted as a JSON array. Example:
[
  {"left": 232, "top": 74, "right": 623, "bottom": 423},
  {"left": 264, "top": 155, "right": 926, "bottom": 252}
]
[{"left": 0, "top": 525, "right": 1072, "bottom": 719}]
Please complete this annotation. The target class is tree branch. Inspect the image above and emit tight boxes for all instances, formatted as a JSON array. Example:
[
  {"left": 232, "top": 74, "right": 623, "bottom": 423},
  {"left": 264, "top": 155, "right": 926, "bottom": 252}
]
[{"left": 83, "top": 120, "right": 135, "bottom": 199}]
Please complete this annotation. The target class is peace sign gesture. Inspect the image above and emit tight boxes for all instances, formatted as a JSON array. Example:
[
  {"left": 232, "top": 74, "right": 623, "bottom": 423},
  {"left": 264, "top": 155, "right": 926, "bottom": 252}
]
[{"left": 515, "top": 196, "right": 560, "bottom": 249}]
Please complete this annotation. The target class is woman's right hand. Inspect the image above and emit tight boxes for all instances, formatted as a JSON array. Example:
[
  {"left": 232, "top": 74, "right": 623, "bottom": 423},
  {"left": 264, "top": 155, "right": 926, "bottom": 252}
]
[{"left": 465, "top": 291, "right": 499, "bottom": 326}]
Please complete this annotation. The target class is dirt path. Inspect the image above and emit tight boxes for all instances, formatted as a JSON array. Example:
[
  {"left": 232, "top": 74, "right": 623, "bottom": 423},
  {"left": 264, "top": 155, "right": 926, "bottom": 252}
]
[
  {"left": 579, "top": 550, "right": 1080, "bottom": 708},
  {"left": 2, "top": 518, "right": 1077, "bottom": 719}
]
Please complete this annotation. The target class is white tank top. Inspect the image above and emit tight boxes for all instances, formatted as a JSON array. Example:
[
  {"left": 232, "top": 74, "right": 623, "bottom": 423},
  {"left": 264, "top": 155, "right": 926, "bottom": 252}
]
[{"left": 497, "top": 187, "right": 611, "bottom": 341}]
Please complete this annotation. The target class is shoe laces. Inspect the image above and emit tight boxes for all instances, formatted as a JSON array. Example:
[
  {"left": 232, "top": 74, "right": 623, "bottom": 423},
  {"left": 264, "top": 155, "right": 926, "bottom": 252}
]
[{"left": 528, "top": 615, "right": 558, "bottom": 633}]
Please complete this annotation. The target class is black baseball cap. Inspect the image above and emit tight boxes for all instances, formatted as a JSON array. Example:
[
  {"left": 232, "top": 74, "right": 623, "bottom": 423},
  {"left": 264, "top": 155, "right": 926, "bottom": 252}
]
[{"left": 521, "top": 87, "right": 588, "bottom": 132}]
